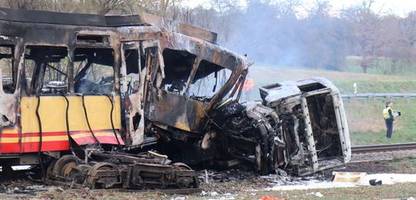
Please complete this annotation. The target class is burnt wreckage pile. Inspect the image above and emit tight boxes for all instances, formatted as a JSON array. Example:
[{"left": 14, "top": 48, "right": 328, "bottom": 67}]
[
  {"left": 194, "top": 78, "right": 351, "bottom": 175},
  {"left": 0, "top": 8, "right": 351, "bottom": 190}
]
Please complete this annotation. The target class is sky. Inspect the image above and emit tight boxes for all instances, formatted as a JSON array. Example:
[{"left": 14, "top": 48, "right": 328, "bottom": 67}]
[{"left": 182, "top": 0, "right": 416, "bottom": 17}]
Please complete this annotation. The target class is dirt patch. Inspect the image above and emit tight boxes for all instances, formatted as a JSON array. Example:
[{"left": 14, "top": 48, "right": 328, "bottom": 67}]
[
  {"left": 389, "top": 158, "right": 416, "bottom": 174},
  {"left": 340, "top": 161, "right": 393, "bottom": 173},
  {"left": 2, "top": 157, "right": 416, "bottom": 199},
  {"left": 199, "top": 169, "right": 269, "bottom": 193},
  {"left": 337, "top": 156, "right": 416, "bottom": 174}
]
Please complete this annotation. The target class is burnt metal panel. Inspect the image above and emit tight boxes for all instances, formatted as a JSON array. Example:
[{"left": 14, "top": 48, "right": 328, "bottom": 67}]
[
  {"left": 0, "top": 7, "right": 150, "bottom": 27},
  {"left": 178, "top": 24, "right": 218, "bottom": 44},
  {"left": 145, "top": 90, "right": 206, "bottom": 133},
  {"left": 105, "top": 15, "right": 147, "bottom": 26},
  {"left": 0, "top": 7, "right": 106, "bottom": 26}
]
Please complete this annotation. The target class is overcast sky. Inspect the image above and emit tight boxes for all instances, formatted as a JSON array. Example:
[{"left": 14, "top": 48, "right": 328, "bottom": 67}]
[{"left": 182, "top": 0, "right": 416, "bottom": 17}]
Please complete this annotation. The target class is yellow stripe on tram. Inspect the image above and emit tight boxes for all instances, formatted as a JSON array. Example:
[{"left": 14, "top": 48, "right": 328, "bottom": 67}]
[{"left": 0, "top": 136, "right": 69, "bottom": 143}]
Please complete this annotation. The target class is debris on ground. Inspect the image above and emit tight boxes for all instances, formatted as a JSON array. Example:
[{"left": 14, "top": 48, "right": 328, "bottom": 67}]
[{"left": 309, "top": 192, "right": 324, "bottom": 198}]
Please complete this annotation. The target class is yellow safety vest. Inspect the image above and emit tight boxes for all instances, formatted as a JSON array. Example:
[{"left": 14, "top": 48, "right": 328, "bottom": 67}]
[{"left": 383, "top": 107, "right": 393, "bottom": 119}]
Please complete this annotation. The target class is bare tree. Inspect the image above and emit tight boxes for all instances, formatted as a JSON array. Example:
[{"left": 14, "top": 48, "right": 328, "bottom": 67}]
[
  {"left": 342, "top": 0, "right": 384, "bottom": 73},
  {"left": 2, "top": 0, "right": 416, "bottom": 75},
  {"left": 400, "top": 11, "right": 416, "bottom": 62},
  {"left": 2, "top": 0, "right": 47, "bottom": 10}
]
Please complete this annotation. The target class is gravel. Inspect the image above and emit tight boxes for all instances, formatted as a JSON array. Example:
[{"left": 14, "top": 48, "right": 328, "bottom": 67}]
[{"left": 0, "top": 151, "right": 415, "bottom": 199}]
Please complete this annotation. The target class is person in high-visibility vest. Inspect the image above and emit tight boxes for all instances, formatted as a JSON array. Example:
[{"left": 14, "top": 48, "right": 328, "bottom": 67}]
[{"left": 383, "top": 101, "right": 401, "bottom": 139}]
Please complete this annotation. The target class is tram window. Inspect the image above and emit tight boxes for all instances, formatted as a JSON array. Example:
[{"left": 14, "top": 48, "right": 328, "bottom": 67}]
[
  {"left": 24, "top": 58, "right": 35, "bottom": 94},
  {"left": 0, "top": 46, "right": 15, "bottom": 94},
  {"left": 161, "top": 49, "right": 195, "bottom": 94},
  {"left": 125, "top": 49, "right": 140, "bottom": 75},
  {"left": 74, "top": 48, "right": 114, "bottom": 95},
  {"left": 24, "top": 46, "right": 68, "bottom": 95},
  {"left": 124, "top": 49, "right": 142, "bottom": 94},
  {"left": 188, "top": 60, "right": 231, "bottom": 100}
]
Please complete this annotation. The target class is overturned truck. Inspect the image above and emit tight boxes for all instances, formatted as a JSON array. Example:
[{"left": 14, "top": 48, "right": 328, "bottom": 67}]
[{"left": 0, "top": 8, "right": 350, "bottom": 189}]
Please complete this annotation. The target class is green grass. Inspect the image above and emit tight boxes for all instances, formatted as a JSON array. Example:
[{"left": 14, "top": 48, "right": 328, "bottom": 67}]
[
  {"left": 334, "top": 79, "right": 416, "bottom": 94},
  {"left": 345, "top": 99, "right": 416, "bottom": 145},
  {"left": 245, "top": 66, "right": 416, "bottom": 145},
  {"left": 244, "top": 66, "right": 416, "bottom": 101},
  {"left": 252, "top": 184, "right": 416, "bottom": 200}
]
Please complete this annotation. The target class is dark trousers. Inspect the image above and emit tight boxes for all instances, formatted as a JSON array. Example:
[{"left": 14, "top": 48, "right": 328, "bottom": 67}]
[{"left": 385, "top": 119, "right": 394, "bottom": 138}]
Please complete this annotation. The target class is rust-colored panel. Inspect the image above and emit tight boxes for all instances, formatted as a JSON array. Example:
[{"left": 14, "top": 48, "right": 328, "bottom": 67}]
[
  {"left": 178, "top": 23, "right": 218, "bottom": 44},
  {"left": 146, "top": 90, "right": 206, "bottom": 133}
]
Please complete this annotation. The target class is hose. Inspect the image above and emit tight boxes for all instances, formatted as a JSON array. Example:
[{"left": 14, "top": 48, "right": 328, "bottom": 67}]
[
  {"left": 35, "top": 95, "right": 44, "bottom": 177},
  {"left": 81, "top": 94, "right": 101, "bottom": 146},
  {"left": 0, "top": 122, "right": 3, "bottom": 151},
  {"left": 61, "top": 95, "right": 76, "bottom": 155},
  {"left": 105, "top": 94, "right": 121, "bottom": 146}
]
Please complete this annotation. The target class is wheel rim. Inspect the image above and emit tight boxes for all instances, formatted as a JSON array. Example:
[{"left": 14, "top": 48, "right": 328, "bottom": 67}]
[
  {"left": 173, "top": 162, "right": 192, "bottom": 170},
  {"left": 85, "top": 162, "right": 119, "bottom": 189},
  {"left": 52, "top": 155, "right": 79, "bottom": 179},
  {"left": 62, "top": 162, "right": 77, "bottom": 177}
]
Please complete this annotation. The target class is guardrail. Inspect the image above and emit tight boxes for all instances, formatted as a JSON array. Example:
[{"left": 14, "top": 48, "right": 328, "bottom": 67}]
[{"left": 342, "top": 93, "right": 416, "bottom": 99}]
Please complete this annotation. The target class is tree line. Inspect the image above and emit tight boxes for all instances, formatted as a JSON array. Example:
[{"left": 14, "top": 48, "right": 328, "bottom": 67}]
[{"left": 3, "top": 0, "right": 416, "bottom": 74}]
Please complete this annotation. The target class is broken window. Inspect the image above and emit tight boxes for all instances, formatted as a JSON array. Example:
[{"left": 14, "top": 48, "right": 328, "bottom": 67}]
[
  {"left": 24, "top": 46, "right": 68, "bottom": 95},
  {"left": 124, "top": 48, "right": 142, "bottom": 94},
  {"left": 161, "top": 49, "right": 196, "bottom": 94},
  {"left": 77, "top": 34, "right": 110, "bottom": 46},
  {"left": 188, "top": 60, "right": 231, "bottom": 99},
  {"left": 298, "top": 83, "right": 325, "bottom": 92},
  {"left": 24, "top": 58, "right": 35, "bottom": 94},
  {"left": 74, "top": 48, "right": 114, "bottom": 94},
  {"left": 125, "top": 49, "right": 140, "bottom": 75},
  {"left": 0, "top": 45, "right": 15, "bottom": 94},
  {"left": 123, "top": 41, "right": 143, "bottom": 76}
]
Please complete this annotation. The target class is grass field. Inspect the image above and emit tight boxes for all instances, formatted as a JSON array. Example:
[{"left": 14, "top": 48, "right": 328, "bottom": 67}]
[
  {"left": 246, "top": 66, "right": 416, "bottom": 145},
  {"left": 243, "top": 66, "right": 416, "bottom": 101},
  {"left": 345, "top": 99, "right": 416, "bottom": 145}
]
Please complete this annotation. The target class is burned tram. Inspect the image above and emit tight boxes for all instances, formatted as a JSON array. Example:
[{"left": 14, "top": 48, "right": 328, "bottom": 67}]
[{"left": 0, "top": 8, "right": 351, "bottom": 189}]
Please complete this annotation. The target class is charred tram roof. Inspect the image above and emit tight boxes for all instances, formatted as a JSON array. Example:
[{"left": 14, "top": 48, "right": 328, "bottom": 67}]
[
  {"left": 0, "top": 7, "right": 149, "bottom": 27},
  {"left": 0, "top": 7, "right": 248, "bottom": 112},
  {"left": 0, "top": 7, "right": 246, "bottom": 69}
]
